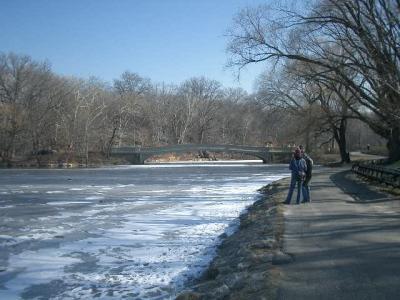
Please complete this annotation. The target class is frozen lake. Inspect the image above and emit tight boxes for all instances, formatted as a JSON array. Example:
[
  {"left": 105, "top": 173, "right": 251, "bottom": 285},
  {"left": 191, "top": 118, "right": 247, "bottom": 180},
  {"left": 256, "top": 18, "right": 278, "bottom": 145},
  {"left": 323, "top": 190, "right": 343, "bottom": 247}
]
[{"left": 0, "top": 161, "right": 289, "bottom": 299}]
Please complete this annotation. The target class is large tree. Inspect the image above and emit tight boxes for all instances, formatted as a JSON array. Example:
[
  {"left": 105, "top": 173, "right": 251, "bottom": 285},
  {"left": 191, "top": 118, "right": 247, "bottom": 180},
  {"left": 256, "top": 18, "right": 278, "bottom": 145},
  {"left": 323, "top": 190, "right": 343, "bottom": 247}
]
[
  {"left": 227, "top": 0, "right": 400, "bottom": 161},
  {"left": 0, "top": 53, "right": 58, "bottom": 163},
  {"left": 113, "top": 71, "right": 151, "bottom": 146}
]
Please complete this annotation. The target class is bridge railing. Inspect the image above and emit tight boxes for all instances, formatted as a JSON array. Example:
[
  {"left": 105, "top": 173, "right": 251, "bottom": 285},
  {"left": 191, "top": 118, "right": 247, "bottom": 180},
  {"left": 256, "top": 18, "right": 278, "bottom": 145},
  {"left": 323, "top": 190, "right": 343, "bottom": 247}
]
[
  {"left": 352, "top": 161, "right": 400, "bottom": 188},
  {"left": 111, "top": 144, "right": 293, "bottom": 154},
  {"left": 111, "top": 147, "right": 142, "bottom": 154}
]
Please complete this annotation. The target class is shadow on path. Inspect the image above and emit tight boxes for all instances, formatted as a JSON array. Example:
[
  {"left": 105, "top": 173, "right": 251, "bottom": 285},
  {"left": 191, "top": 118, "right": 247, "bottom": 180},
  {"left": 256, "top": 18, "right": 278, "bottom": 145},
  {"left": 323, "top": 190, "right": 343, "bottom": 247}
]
[
  {"left": 330, "top": 169, "right": 390, "bottom": 203},
  {"left": 277, "top": 168, "right": 400, "bottom": 300}
]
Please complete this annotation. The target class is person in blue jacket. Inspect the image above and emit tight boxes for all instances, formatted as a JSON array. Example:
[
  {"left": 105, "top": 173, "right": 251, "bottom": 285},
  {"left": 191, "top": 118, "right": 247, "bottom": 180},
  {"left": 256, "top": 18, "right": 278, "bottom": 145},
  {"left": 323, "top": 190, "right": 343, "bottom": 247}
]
[{"left": 284, "top": 148, "right": 307, "bottom": 205}]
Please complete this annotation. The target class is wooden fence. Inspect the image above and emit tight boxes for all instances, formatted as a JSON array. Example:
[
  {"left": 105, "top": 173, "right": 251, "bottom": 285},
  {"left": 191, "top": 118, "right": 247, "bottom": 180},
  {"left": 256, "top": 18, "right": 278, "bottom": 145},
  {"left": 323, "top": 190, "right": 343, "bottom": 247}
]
[{"left": 352, "top": 161, "right": 400, "bottom": 188}]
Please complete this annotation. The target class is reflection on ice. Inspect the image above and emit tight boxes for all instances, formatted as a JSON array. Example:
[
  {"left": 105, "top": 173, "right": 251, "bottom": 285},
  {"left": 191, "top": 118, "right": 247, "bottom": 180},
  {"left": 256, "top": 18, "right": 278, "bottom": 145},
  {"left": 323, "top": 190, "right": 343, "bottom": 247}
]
[
  {"left": 46, "top": 201, "right": 93, "bottom": 206},
  {"left": 84, "top": 196, "right": 105, "bottom": 200}
]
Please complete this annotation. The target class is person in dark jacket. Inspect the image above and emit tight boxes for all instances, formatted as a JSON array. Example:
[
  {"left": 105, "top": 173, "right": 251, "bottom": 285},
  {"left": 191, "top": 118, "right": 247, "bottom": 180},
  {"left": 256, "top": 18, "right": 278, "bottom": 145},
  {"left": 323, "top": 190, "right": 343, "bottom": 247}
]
[
  {"left": 299, "top": 145, "right": 313, "bottom": 203},
  {"left": 284, "top": 148, "right": 307, "bottom": 205}
]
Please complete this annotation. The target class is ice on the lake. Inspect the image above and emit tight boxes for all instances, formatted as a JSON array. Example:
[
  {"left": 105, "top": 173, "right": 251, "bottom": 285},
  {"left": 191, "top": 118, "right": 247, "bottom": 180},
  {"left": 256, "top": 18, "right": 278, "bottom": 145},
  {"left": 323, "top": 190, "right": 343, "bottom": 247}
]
[{"left": 0, "top": 163, "right": 289, "bottom": 299}]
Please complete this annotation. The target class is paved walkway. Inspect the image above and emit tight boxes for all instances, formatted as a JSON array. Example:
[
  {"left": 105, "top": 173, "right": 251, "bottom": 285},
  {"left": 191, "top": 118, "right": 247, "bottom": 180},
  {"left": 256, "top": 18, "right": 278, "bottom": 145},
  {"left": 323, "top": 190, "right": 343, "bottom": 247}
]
[{"left": 276, "top": 167, "right": 400, "bottom": 300}]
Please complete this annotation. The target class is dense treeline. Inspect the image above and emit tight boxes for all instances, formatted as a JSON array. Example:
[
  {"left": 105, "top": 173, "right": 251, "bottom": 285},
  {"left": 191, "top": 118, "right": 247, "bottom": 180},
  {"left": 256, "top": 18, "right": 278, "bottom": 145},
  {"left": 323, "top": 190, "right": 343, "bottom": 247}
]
[
  {"left": 0, "top": 50, "right": 385, "bottom": 166},
  {"left": 0, "top": 53, "right": 293, "bottom": 166},
  {"left": 227, "top": 0, "right": 399, "bottom": 162},
  {"left": 3, "top": 0, "right": 396, "bottom": 166}
]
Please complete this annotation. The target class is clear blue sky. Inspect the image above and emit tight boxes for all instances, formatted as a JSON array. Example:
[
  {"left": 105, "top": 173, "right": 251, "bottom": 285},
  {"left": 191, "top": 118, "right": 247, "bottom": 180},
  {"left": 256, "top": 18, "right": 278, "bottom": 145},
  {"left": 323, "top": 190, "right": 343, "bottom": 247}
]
[{"left": 0, "top": 0, "right": 269, "bottom": 92}]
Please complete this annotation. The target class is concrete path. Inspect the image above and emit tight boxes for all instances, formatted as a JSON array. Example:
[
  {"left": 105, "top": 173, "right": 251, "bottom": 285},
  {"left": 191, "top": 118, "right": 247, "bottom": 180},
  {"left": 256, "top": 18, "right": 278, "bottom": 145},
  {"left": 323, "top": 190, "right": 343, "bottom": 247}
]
[{"left": 276, "top": 167, "right": 400, "bottom": 300}]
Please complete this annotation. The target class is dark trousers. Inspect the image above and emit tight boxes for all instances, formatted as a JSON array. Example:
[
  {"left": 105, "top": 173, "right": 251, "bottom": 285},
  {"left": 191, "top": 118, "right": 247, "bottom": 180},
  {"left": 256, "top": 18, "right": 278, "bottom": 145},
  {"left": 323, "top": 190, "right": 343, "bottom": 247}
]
[{"left": 302, "top": 176, "right": 312, "bottom": 202}]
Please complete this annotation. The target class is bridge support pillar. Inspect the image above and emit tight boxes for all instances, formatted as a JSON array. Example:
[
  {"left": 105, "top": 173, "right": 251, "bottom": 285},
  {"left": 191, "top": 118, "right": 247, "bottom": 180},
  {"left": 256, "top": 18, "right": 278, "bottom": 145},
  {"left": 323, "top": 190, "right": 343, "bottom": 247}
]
[
  {"left": 128, "top": 153, "right": 146, "bottom": 165},
  {"left": 260, "top": 152, "right": 272, "bottom": 164}
]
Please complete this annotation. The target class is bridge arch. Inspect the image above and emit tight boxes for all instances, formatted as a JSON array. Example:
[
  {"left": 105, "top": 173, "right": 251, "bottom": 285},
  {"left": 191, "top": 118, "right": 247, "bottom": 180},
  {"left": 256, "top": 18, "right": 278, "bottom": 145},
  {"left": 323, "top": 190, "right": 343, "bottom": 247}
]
[{"left": 111, "top": 144, "right": 292, "bottom": 164}]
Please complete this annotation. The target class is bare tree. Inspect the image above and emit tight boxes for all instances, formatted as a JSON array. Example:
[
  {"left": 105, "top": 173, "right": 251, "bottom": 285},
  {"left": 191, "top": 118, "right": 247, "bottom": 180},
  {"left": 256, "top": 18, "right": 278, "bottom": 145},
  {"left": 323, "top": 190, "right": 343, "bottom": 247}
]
[
  {"left": 0, "top": 53, "right": 57, "bottom": 163},
  {"left": 257, "top": 60, "right": 356, "bottom": 162},
  {"left": 113, "top": 71, "right": 151, "bottom": 146},
  {"left": 186, "top": 77, "right": 223, "bottom": 143},
  {"left": 227, "top": 0, "right": 400, "bottom": 161}
]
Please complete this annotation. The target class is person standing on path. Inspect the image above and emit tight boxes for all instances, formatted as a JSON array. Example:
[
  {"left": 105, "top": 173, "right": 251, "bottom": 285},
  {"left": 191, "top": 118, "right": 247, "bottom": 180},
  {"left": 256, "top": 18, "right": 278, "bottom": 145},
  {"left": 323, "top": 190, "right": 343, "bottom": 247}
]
[
  {"left": 284, "top": 148, "right": 307, "bottom": 205},
  {"left": 299, "top": 145, "right": 313, "bottom": 203}
]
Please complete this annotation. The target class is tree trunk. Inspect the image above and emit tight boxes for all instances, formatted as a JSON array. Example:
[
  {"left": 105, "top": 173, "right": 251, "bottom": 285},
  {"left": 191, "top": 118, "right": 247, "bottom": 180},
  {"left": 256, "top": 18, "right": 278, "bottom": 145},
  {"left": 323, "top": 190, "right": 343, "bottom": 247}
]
[
  {"left": 387, "top": 126, "right": 400, "bottom": 163},
  {"left": 106, "top": 126, "right": 118, "bottom": 159},
  {"left": 305, "top": 129, "right": 311, "bottom": 153},
  {"left": 199, "top": 129, "right": 205, "bottom": 144},
  {"left": 332, "top": 119, "right": 350, "bottom": 163},
  {"left": 85, "top": 140, "right": 89, "bottom": 167}
]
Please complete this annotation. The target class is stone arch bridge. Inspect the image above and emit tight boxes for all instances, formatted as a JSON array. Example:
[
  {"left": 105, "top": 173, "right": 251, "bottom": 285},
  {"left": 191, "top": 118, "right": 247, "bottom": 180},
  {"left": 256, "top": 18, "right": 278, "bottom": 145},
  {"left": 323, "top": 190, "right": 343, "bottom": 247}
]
[{"left": 111, "top": 144, "right": 292, "bottom": 164}]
